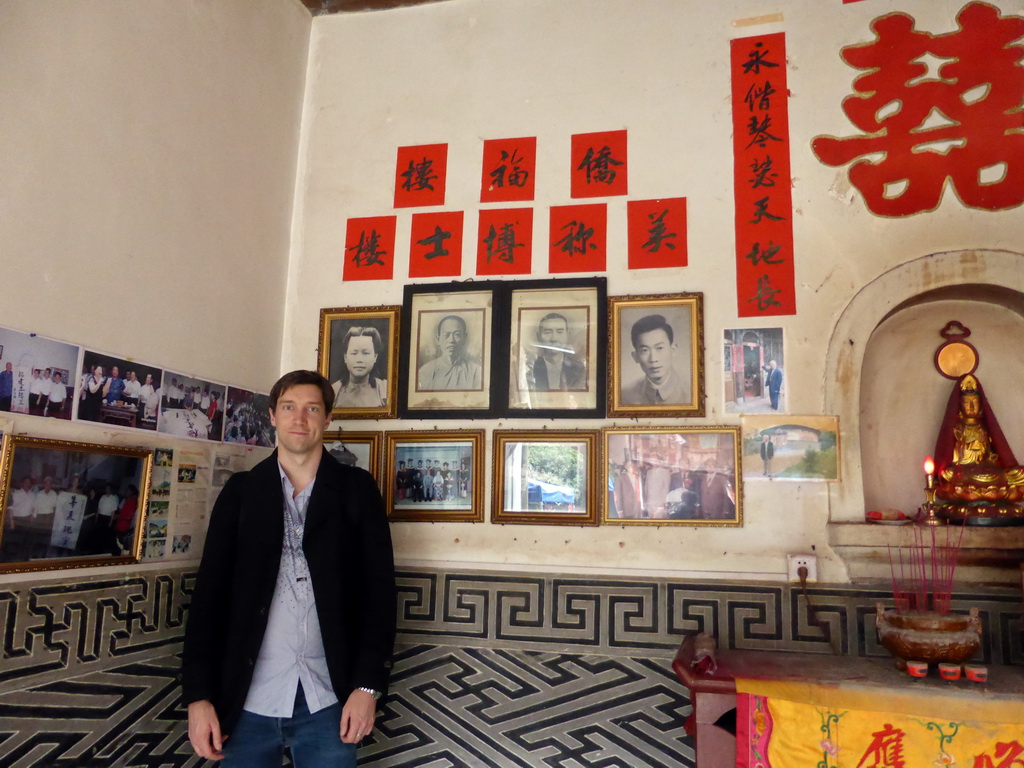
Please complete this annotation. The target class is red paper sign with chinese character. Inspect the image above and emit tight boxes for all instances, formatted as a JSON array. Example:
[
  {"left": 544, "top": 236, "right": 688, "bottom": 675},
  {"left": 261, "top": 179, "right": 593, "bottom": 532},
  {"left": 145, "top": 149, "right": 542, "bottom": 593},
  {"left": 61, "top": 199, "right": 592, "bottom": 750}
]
[
  {"left": 731, "top": 33, "right": 795, "bottom": 317},
  {"left": 571, "top": 130, "right": 628, "bottom": 198},
  {"left": 342, "top": 215, "right": 396, "bottom": 281},
  {"left": 409, "top": 211, "right": 464, "bottom": 278},
  {"left": 394, "top": 143, "right": 448, "bottom": 208},
  {"left": 476, "top": 208, "right": 533, "bottom": 276},
  {"left": 812, "top": 3, "right": 1024, "bottom": 216},
  {"left": 481, "top": 137, "right": 537, "bottom": 203},
  {"left": 627, "top": 198, "right": 687, "bottom": 270},
  {"left": 548, "top": 204, "right": 607, "bottom": 273}
]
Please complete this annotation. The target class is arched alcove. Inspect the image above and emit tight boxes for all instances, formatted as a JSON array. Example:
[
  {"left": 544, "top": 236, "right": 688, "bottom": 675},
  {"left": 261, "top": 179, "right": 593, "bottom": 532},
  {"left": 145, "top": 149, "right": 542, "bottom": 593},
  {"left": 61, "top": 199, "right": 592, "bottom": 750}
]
[{"left": 823, "top": 249, "right": 1024, "bottom": 583}]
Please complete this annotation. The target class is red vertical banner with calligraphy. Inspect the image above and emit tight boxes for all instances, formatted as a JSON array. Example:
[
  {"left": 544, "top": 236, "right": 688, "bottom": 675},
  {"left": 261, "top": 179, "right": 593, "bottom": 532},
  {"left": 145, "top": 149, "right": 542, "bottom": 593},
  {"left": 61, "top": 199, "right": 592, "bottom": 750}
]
[
  {"left": 342, "top": 215, "right": 396, "bottom": 281},
  {"left": 731, "top": 33, "right": 795, "bottom": 317}
]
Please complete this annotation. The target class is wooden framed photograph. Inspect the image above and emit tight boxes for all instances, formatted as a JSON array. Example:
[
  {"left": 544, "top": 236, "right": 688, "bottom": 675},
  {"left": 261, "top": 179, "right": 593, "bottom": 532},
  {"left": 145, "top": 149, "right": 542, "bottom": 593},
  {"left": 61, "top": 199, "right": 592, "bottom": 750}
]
[
  {"left": 491, "top": 430, "right": 599, "bottom": 526},
  {"left": 602, "top": 426, "right": 741, "bottom": 526},
  {"left": 608, "top": 293, "right": 704, "bottom": 418},
  {"left": 384, "top": 430, "right": 484, "bottom": 521},
  {"left": 0, "top": 435, "right": 154, "bottom": 572},
  {"left": 318, "top": 305, "right": 399, "bottom": 419},
  {"left": 505, "top": 277, "right": 607, "bottom": 418},
  {"left": 322, "top": 430, "right": 383, "bottom": 486},
  {"left": 399, "top": 283, "right": 497, "bottom": 418}
]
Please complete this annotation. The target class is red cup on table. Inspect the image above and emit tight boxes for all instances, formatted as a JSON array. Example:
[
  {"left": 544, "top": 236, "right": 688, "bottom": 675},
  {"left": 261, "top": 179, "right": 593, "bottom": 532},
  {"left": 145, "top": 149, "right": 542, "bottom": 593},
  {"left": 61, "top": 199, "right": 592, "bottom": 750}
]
[
  {"left": 964, "top": 664, "right": 988, "bottom": 682},
  {"left": 906, "top": 661, "right": 928, "bottom": 677},
  {"left": 938, "top": 663, "right": 961, "bottom": 681}
]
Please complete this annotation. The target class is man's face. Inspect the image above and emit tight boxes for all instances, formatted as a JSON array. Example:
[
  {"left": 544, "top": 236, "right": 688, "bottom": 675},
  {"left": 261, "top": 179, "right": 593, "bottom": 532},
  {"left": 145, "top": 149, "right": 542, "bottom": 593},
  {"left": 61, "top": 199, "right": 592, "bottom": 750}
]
[
  {"left": 4, "top": 363, "right": 11, "bottom": 373},
  {"left": 632, "top": 328, "right": 676, "bottom": 385},
  {"left": 417, "top": 461, "right": 423, "bottom": 468},
  {"left": 22, "top": 478, "right": 32, "bottom": 491},
  {"left": 344, "top": 335, "right": 378, "bottom": 379},
  {"left": 44, "top": 369, "right": 51, "bottom": 379},
  {"left": 436, "top": 318, "right": 466, "bottom": 360},
  {"left": 269, "top": 384, "right": 332, "bottom": 457},
  {"left": 43, "top": 477, "right": 53, "bottom": 492},
  {"left": 53, "top": 373, "right": 62, "bottom": 384},
  {"left": 537, "top": 317, "right": 569, "bottom": 356},
  {"left": 111, "top": 367, "right": 119, "bottom": 378}
]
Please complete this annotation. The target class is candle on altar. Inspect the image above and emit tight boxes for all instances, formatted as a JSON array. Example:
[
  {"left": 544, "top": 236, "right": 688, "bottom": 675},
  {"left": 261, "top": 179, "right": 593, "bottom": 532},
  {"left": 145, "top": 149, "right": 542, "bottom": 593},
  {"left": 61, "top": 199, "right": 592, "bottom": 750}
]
[{"left": 924, "top": 457, "right": 935, "bottom": 489}]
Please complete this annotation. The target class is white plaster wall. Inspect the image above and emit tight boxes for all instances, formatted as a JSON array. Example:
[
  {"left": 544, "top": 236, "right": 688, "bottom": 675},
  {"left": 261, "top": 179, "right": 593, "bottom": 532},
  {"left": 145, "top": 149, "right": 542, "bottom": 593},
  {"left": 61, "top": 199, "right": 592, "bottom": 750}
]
[
  {"left": 306, "top": 0, "right": 1020, "bottom": 581},
  {"left": 0, "top": 0, "right": 311, "bottom": 390}
]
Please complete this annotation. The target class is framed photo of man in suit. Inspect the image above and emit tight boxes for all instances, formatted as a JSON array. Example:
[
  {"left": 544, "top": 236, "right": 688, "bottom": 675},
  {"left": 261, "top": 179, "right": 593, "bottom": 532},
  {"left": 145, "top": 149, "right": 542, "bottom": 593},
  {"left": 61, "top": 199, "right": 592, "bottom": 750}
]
[
  {"left": 506, "top": 277, "right": 607, "bottom": 418},
  {"left": 602, "top": 426, "right": 742, "bottom": 526},
  {"left": 609, "top": 293, "right": 704, "bottom": 418}
]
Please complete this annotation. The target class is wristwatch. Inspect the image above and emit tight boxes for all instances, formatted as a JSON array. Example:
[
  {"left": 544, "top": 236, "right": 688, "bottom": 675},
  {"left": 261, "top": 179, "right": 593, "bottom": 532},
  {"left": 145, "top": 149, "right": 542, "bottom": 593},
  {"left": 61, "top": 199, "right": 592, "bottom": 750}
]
[{"left": 356, "top": 686, "right": 382, "bottom": 700}]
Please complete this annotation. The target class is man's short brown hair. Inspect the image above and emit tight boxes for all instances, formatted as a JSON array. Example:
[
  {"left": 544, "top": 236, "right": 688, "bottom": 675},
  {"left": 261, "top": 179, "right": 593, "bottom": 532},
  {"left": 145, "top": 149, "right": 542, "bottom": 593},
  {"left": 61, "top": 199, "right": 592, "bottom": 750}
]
[{"left": 268, "top": 370, "right": 334, "bottom": 414}]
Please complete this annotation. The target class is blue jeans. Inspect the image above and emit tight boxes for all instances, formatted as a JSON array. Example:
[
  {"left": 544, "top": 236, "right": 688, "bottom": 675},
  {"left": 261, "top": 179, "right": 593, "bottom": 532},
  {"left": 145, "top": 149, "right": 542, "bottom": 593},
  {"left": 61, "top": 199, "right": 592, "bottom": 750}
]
[{"left": 222, "top": 687, "right": 357, "bottom": 768}]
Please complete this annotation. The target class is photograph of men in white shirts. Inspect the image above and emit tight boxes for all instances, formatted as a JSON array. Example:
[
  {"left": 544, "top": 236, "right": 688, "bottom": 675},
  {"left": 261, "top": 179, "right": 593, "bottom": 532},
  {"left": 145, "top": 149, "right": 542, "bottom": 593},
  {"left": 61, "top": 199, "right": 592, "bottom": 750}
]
[
  {"left": 45, "top": 371, "right": 68, "bottom": 417},
  {"left": 621, "top": 314, "right": 691, "bottom": 406},
  {"left": 417, "top": 314, "right": 482, "bottom": 391}
]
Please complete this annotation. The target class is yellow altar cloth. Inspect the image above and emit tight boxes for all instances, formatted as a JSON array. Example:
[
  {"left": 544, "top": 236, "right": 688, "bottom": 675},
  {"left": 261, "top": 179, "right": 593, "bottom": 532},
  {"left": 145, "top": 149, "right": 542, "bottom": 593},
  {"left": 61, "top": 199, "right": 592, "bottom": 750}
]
[{"left": 736, "top": 676, "right": 1024, "bottom": 768}]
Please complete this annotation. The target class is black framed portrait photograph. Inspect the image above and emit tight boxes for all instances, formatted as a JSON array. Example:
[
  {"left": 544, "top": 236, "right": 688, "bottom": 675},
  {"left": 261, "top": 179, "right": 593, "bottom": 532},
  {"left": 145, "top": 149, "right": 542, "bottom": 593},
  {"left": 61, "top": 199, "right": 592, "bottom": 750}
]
[
  {"left": 505, "top": 277, "right": 607, "bottom": 418},
  {"left": 0, "top": 435, "right": 153, "bottom": 573},
  {"left": 318, "top": 305, "right": 399, "bottom": 420},
  {"left": 399, "top": 283, "right": 497, "bottom": 418},
  {"left": 384, "top": 430, "right": 484, "bottom": 522},
  {"left": 608, "top": 293, "right": 705, "bottom": 418},
  {"left": 602, "top": 426, "right": 741, "bottom": 526},
  {"left": 491, "top": 430, "right": 599, "bottom": 526}
]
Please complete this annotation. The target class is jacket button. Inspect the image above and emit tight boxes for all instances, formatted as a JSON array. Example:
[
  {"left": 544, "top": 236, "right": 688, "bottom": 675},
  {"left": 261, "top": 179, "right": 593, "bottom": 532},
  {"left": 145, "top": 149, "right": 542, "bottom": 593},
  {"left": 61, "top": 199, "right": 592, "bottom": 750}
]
[{"left": 259, "top": 606, "right": 267, "bottom": 616}]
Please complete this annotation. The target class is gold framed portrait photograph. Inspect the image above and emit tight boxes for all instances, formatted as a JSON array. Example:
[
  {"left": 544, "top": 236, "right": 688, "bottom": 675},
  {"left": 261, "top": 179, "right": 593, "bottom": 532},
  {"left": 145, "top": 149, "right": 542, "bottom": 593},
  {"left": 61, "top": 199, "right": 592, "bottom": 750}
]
[
  {"left": 491, "top": 430, "right": 600, "bottom": 526},
  {"left": 608, "top": 293, "right": 705, "bottom": 418},
  {"left": 602, "top": 426, "right": 741, "bottom": 526},
  {"left": 318, "top": 305, "right": 400, "bottom": 419}
]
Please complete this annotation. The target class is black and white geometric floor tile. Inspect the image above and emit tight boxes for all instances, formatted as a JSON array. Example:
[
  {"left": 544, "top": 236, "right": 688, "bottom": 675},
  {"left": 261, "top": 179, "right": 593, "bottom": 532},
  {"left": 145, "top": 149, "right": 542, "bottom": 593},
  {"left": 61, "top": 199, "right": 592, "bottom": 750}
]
[
  {"left": 1, "top": 645, "right": 694, "bottom": 768},
  {"left": 361, "top": 645, "right": 695, "bottom": 768},
  {"left": 0, "top": 654, "right": 196, "bottom": 768}
]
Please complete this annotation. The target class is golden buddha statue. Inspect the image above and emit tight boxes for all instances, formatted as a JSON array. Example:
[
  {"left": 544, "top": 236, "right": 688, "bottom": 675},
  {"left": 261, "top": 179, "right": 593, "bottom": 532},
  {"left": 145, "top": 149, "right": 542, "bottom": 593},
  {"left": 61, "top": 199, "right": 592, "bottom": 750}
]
[{"left": 933, "top": 373, "right": 1024, "bottom": 521}]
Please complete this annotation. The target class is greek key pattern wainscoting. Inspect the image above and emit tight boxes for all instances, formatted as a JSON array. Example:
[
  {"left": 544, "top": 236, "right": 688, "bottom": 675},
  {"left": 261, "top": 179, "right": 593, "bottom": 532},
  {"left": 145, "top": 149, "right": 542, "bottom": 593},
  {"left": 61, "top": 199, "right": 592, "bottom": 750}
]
[
  {"left": 0, "top": 566, "right": 1021, "bottom": 767},
  {"left": 395, "top": 569, "right": 1024, "bottom": 665}
]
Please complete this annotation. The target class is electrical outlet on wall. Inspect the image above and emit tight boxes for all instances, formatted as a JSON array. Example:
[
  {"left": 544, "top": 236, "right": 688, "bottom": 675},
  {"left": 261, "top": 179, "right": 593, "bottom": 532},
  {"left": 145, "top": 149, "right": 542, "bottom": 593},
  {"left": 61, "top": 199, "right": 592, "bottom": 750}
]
[{"left": 787, "top": 554, "right": 817, "bottom": 582}]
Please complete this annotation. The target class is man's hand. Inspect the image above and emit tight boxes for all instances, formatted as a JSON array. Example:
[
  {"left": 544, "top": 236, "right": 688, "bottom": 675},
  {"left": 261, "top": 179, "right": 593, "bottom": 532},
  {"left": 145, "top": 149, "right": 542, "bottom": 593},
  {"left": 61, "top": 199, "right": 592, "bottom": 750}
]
[
  {"left": 339, "top": 688, "right": 377, "bottom": 744},
  {"left": 188, "top": 699, "right": 227, "bottom": 760}
]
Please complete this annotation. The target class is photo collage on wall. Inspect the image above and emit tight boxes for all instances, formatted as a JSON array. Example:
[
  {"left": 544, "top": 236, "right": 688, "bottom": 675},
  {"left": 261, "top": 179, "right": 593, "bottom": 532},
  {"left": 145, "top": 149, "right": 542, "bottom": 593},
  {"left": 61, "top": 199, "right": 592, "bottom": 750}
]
[{"left": 0, "top": 325, "right": 274, "bottom": 447}]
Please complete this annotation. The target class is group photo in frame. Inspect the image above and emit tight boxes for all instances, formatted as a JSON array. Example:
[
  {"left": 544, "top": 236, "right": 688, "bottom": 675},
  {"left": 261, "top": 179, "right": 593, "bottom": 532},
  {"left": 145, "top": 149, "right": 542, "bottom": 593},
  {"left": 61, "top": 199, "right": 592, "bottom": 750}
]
[
  {"left": 399, "top": 283, "right": 495, "bottom": 418},
  {"left": 318, "top": 305, "right": 399, "bottom": 419},
  {"left": 491, "top": 430, "right": 599, "bottom": 526},
  {"left": 0, "top": 435, "right": 153, "bottom": 572},
  {"left": 608, "top": 293, "right": 704, "bottom": 418},
  {"left": 322, "top": 430, "right": 382, "bottom": 486},
  {"left": 384, "top": 430, "right": 484, "bottom": 522},
  {"left": 602, "top": 426, "right": 741, "bottom": 526},
  {"left": 505, "top": 278, "right": 607, "bottom": 418}
]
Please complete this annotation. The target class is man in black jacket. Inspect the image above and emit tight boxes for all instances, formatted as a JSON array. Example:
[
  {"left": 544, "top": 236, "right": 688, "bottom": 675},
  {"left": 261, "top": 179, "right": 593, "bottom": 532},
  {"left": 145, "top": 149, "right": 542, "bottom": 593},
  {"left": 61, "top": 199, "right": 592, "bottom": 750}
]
[{"left": 182, "top": 370, "right": 396, "bottom": 766}]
